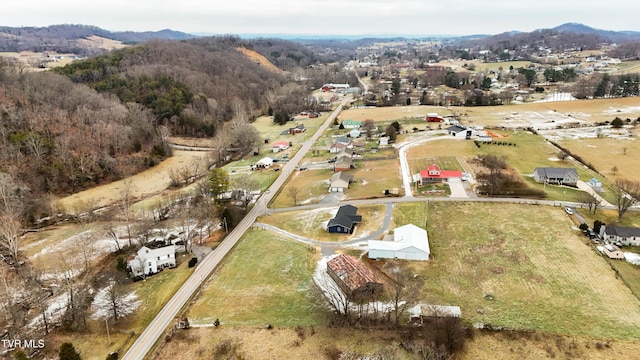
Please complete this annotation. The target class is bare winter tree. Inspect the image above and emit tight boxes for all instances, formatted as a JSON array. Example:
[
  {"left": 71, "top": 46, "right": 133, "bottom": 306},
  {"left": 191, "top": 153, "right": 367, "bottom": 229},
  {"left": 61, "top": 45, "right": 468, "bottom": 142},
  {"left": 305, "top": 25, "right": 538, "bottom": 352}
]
[
  {"left": 287, "top": 186, "right": 301, "bottom": 206},
  {"left": 580, "top": 192, "right": 602, "bottom": 214},
  {"left": 103, "top": 223, "right": 122, "bottom": 252},
  {"left": 117, "top": 178, "right": 137, "bottom": 247},
  {"left": 0, "top": 212, "right": 21, "bottom": 261},
  {"left": 614, "top": 179, "right": 640, "bottom": 220},
  {"left": 383, "top": 262, "right": 424, "bottom": 327}
]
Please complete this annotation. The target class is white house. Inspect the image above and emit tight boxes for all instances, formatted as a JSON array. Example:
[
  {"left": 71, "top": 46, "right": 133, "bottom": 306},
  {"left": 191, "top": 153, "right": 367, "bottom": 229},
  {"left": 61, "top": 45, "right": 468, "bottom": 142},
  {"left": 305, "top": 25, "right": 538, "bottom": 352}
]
[
  {"left": 254, "top": 157, "right": 274, "bottom": 169},
  {"left": 600, "top": 225, "right": 640, "bottom": 246},
  {"left": 128, "top": 245, "right": 176, "bottom": 277},
  {"left": 368, "top": 224, "right": 430, "bottom": 261}
]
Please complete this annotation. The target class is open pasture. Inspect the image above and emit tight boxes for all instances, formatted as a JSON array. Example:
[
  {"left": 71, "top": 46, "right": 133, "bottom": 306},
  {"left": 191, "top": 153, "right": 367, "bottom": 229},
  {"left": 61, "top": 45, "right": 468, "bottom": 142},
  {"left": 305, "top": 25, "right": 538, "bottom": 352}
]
[
  {"left": 398, "top": 202, "right": 640, "bottom": 340},
  {"left": 187, "top": 230, "right": 320, "bottom": 326}
]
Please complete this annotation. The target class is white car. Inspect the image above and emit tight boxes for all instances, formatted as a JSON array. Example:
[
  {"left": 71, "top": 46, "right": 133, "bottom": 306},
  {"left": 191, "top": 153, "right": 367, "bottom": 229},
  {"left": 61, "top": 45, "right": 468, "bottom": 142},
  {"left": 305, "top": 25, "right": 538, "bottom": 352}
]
[{"left": 565, "top": 207, "right": 574, "bottom": 215}]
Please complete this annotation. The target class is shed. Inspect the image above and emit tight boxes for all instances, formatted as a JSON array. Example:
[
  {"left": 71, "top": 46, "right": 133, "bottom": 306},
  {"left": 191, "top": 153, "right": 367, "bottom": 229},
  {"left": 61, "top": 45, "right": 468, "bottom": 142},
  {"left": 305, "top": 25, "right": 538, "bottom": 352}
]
[{"left": 368, "top": 224, "right": 430, "bottom": 260}]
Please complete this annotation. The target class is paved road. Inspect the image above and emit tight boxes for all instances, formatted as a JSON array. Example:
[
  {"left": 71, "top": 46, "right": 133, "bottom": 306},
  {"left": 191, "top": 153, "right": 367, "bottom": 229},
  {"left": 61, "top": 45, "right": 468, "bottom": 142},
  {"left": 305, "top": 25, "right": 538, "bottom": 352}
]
[{"left": 122, "top": 98, "right": 349, "bottom": 360}]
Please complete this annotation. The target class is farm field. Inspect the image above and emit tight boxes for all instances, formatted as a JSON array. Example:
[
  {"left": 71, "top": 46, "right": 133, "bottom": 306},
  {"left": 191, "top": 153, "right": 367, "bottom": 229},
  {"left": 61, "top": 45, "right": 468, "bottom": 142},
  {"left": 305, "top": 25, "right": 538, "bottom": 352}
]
[
  {"left": 341, "top": 97, "right": 640, "bottom": 129},
  {"left": 557, "top": 136, "right": 640, "bottom": 182},
  {"left": 399, "top": 202, "right": 640, "bottom": 340},
  {"left": 187, "top": 230, "right": 320, "bottom": 326}
]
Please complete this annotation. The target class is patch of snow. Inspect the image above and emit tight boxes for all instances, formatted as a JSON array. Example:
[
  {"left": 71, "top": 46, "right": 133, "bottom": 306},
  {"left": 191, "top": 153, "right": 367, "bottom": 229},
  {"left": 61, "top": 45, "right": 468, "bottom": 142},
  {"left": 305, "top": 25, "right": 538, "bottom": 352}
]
[
  {"left": 624, "top": 252, "right": 640, "bottom": 265},
  {"left": 28, "top": 292, "right": 69, "bottom": 329},
  {"left": 90, "top": 284, "right": 141, "bottom": 320}
]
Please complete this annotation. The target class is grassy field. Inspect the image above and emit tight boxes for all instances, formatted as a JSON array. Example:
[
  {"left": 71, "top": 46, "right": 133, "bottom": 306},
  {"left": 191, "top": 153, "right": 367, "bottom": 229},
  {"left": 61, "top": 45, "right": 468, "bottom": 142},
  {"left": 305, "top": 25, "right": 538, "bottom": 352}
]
[
  {"left": 346, "top": 159, "right": 404, "bottom": 199},
  {"left": 187, "top": 229, "right": 321, "bottom": 326},
  {"left": 395, "top": 202, "right": 640, "bottom": 340},
  {"left": 270, "top": 168, "right": 334, "bottom": 208},
  {"left": 558, "top": 136, "right": 640, "bottom": 183},
  {"left": 260, "top": 204, "right": 387, "bottom": 242}
]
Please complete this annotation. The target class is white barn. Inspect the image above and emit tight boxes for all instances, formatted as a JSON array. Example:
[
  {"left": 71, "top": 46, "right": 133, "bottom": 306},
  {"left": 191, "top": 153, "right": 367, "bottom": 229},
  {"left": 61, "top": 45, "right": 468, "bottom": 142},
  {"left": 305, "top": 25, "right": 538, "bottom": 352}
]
[
  {"left": 368, "top": 224, "right": 430, "bottom": 261},
  {"left": 128, "top": 245, "right": 176, "bottom": 277}
]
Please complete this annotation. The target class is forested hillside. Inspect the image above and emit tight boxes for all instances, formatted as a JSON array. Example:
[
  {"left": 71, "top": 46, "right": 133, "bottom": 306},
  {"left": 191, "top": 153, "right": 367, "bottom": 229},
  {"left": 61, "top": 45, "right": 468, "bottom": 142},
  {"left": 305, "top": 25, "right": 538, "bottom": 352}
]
[{"left": 0, "top": 36, "right": 327, "bottom": 223}]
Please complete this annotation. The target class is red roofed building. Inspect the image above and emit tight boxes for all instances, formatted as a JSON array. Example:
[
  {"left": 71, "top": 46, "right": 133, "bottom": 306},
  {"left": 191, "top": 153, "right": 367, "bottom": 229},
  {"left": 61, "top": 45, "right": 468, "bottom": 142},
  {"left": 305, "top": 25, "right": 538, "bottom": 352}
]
[
  {"left": 272, "top": 141, "right": 290, "bottom": 153},
  {"left": 420, "top": 164, "right": 462, "bottom": 185},
  {"left": 326, "top": 255, "right": 383, "bottom": 301}
]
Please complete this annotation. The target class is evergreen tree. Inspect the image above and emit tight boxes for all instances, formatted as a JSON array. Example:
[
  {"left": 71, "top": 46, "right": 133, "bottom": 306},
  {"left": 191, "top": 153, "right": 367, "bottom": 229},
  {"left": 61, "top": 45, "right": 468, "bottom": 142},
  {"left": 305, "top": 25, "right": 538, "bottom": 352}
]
[{"left": 59, "top": 343, "right": 82, "bottom": 360}]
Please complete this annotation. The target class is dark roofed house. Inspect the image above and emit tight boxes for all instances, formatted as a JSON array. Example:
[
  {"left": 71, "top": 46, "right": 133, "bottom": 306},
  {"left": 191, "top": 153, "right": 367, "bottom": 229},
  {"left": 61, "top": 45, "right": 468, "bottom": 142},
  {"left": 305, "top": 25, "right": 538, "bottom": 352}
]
[
  {"left": 326, "top": 254, "right": 383, "bottom": 301},
  {"left": 327, "top": 205, "right": 362, "bottom": 234},
  {"left": 533, "top": 167, "right": 578, "bottom": 186}
]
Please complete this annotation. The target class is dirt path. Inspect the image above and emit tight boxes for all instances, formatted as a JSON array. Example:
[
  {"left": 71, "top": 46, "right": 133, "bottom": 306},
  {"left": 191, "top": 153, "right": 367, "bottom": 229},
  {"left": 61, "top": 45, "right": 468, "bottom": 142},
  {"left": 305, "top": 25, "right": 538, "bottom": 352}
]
[{"left": 56, "top": 150, "right": 210, "bottom": 211}]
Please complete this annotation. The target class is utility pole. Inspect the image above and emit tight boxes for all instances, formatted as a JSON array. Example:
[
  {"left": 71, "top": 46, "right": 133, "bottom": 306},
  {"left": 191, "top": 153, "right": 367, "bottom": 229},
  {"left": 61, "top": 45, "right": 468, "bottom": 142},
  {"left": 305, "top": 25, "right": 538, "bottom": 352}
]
[{"left": 106, "top": 319, "right": 111, "bottom": 345}]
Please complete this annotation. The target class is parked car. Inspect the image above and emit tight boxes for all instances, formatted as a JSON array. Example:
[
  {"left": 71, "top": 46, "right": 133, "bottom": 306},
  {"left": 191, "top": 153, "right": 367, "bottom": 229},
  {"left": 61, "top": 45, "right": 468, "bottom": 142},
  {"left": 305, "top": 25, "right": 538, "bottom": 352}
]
[{"left": 565, "top": 207, "right": 574, "bottom": 215}]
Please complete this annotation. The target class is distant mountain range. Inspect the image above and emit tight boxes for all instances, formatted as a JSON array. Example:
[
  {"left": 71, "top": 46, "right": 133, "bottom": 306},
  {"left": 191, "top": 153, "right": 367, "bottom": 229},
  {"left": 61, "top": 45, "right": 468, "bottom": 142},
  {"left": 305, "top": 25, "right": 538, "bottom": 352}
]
[
  {"left": 550, "top": 23, "right": 640, "bottom": 42},
  {"left": 0, "top": 23, "right": 639, "bottom": 55}
]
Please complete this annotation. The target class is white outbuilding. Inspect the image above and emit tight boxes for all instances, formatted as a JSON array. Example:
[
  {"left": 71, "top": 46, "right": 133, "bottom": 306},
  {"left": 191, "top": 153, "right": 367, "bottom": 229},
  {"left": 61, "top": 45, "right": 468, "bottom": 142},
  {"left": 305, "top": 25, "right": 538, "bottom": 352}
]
[{"left": 368, "top": 224, "right": 430, "bottom": 261}]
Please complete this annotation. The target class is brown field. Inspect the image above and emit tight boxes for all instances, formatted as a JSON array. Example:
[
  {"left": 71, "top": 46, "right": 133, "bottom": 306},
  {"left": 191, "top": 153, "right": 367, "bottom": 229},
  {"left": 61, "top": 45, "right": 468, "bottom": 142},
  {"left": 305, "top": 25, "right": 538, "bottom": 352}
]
[
  {"left": 557, "top": 137, "right": 640, "bottom": 182},
  {"left": 341, "top": 98, "right": 640, "bottom": 129},
  {"left": 54, "top": 150, "right": 209, "bottom": 211},
  {"left": 151, "top": 326, "right": 640, "bottom": 360}
]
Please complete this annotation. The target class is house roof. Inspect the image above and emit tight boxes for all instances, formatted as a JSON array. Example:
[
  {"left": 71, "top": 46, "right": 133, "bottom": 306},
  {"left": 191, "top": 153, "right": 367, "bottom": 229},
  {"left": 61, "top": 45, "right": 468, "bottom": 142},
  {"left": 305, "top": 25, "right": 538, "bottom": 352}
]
[
  {"left": 534, "top": 167, "right": 577, "bottom": 178},
  {"left": 334, "top": 137, "right": 351, "bottom": 145},
  {"left": 420, "top": 165, "right": 462, "bottom": 179},
  {"left": 331, "top": 171, "right": 353, "bottom": 187},
  {"left": 137, "top": 245, "right": 176, "bottom": 260},
  {"left": 446, "top": 125, "right": 467, "bottom": 133},
  {"left": 605, "top": 225, "right": 640, "bottom": 238},
  {"left": 368, "top": 224, "right": 430, "bottom": 254},
  {"left": 272, "top": 141, "right": 289, "bottom": 147},
  {"left": 327, "top": 254, "right": 382, "bottom": 291},
  {"left": 256, "top": 157, "right": 273, "bottom": 166},
  {"left": 327, "top": 205, "right": 362, "bottom": 230},
  {"left": 342, "top": 120, "right": 363, "bottom": 126}
]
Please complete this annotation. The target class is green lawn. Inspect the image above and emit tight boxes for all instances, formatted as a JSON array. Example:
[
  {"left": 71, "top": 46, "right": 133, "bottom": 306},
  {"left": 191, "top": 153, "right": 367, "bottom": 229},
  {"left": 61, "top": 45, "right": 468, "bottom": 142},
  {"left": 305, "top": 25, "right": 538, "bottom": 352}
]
[{"left": 187, "top": 230, "right": 321, "bottom": 326}]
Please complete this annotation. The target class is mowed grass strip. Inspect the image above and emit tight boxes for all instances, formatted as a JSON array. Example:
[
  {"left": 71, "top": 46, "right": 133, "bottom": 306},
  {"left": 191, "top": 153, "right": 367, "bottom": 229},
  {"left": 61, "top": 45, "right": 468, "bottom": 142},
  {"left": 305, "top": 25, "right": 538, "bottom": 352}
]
[
  {"left": 396, "top": 202, "right": 640, "bottom": 340},
  {"left": 260, "top": 204, "right": 387, "bottom": 242},
  {"left": 188, "top": 230, "right": 320, "bottom": 326}
]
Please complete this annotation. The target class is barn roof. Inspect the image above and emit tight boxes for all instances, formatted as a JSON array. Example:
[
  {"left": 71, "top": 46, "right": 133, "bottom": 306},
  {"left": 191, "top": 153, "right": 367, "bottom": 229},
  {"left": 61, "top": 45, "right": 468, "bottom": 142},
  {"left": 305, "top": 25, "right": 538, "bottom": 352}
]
[{"left": 327, "top": 255, "right": 382, "bottom": 291}]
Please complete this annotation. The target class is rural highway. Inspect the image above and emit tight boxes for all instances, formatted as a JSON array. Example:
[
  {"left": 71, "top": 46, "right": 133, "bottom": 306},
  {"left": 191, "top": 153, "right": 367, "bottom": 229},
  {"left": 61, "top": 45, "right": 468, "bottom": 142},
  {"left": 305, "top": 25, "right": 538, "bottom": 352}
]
[{"left": 122, "top": 98, "right": 349, "bottom": 360}]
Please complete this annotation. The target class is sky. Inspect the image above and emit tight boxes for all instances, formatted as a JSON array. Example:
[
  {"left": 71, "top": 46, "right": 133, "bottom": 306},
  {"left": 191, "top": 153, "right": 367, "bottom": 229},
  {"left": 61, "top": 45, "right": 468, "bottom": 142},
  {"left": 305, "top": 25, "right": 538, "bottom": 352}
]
[{"left": 3, "top": 1, "right": 640, "bottom": 37}]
